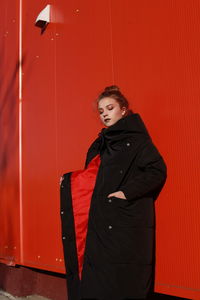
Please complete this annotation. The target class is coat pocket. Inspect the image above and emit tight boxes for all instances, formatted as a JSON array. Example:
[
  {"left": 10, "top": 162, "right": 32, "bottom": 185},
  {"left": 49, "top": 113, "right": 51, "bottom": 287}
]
[
  {"left": 111, "top": 196, "right": 129, "bottom": 204},
  {"left": 111, "top": 196, "right": 154, "bottom": 228}
]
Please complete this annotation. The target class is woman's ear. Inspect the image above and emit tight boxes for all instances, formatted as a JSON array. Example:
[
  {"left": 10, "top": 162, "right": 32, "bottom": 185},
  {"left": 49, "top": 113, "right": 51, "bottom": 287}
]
[{"left": 122, "top": 107, "right": 126, "bottom": 115}]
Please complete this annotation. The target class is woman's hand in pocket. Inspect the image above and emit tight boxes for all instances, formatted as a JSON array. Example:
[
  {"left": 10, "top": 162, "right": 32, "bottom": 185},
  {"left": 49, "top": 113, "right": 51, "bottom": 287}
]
[{"left": 107, "top": 191, "right": 127, "bottom": 199}]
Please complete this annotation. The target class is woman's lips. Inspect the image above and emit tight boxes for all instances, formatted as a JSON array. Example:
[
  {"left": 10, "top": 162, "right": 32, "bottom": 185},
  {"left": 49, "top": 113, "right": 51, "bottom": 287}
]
[{"left": 104, "top": 118, "right": 111, "bottom": 123}]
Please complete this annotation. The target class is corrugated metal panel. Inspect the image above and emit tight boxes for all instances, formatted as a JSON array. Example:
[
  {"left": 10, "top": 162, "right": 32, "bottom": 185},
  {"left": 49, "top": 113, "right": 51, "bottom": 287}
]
[
  {"left": 0, "top": 0, "right": 200, "bottom": 298},
  {"left": 110, "top": 1, "right": 200, "bottom": 297},
  {"left": 0, "top": 0, "right": 20, "bottom": 266}
]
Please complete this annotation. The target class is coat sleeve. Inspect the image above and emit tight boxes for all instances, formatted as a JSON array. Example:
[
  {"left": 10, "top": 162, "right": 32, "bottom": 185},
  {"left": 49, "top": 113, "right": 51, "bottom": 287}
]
[{"left": 120, "top": 139, "right": 167, "bottom": 201}]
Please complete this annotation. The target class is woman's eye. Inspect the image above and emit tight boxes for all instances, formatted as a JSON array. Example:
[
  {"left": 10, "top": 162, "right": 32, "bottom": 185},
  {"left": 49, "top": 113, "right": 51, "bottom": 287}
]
[
  {"left": 108, "top": 106, "right": 113, "bottom": 110},
  {"left": 99, "top": 110, "right": 103, "bottom": 115}
]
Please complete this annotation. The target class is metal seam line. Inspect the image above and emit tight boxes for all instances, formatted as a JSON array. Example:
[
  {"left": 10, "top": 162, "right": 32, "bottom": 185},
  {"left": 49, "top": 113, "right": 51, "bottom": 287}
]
[
  {"left": 19, "top": 0, "right": 24, "bottom": 264},
  {"left": 54, "top": 23, "right": 59, "bottom": 190},
  {"left": 108, "top": 0, "right": 115, "bottom": 84}
]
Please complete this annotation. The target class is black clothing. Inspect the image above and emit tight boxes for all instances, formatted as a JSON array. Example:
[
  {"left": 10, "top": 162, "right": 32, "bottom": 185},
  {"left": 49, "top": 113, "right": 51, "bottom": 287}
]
[{"left": 60, "top": 113, "right": 167, "bottom": 300}]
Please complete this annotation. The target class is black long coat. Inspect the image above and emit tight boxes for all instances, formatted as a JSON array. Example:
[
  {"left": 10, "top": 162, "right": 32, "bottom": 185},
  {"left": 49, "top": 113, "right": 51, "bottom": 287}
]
[{"left": 60, "top": 113, "right": 167, "bottom": 300}]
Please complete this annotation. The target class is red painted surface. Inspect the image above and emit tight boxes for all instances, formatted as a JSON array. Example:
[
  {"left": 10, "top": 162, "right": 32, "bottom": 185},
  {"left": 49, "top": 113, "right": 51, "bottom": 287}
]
[{"left": 0, "top": 0, "right": 200, "bottom": 299}]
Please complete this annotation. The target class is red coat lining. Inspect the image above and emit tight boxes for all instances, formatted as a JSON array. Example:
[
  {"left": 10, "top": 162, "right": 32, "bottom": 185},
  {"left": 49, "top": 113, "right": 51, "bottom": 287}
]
[{"left": 71, "top": 154, "right": 101, "bottom": 280}]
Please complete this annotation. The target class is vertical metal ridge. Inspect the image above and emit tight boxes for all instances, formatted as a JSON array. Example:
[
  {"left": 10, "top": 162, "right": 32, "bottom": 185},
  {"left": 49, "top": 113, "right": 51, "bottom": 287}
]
[
  {"left": 54, "top": 20, "right": 59, "bottom": 185},
  {"left": 19, "top": 0, "right": 23, "bottom": 265},
  {"left": 108, "top": 0, "right": 115, "bottom": 84}
]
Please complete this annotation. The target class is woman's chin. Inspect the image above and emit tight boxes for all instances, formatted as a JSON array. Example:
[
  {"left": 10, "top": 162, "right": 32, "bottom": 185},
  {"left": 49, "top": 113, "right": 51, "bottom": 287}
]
[{"left": 104, "top": 120, "right": 113, "bottom": 127}]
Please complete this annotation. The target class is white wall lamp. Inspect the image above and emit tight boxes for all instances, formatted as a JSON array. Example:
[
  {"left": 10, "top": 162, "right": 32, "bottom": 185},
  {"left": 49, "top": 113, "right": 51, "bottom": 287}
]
[{"left": 35, "top": 4, "right": 51, "bottom": 33}]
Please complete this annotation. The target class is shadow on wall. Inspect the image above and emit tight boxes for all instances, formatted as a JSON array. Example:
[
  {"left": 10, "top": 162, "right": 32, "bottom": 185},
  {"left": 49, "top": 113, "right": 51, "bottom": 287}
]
[
  {"left": 0, "top": 35, "right": 25, "bottom": 283},
  {"left": 0, "top": 47, "right": 22, "bottom": 176}
]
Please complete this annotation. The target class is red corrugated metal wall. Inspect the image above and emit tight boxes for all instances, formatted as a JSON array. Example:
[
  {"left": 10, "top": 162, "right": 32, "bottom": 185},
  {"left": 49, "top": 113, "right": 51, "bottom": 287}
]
[
  {"left": 0, "top": 1, "right": 200, "bottom": 299},
  {"left": 0, "top": 0, "right": 20, "bottom": 266}
]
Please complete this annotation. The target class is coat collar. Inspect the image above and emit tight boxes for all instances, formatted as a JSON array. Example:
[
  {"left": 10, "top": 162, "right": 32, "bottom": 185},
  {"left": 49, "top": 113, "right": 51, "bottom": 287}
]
[
  {"left": 99, "top": 113, "right": 150, "bottom": 141},
  {"left": 97, "top": 113, "right": 150, "bottom": 153}
]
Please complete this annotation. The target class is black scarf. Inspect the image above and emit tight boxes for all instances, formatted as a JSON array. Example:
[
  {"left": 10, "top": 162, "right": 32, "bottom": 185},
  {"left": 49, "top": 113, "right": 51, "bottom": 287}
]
[{"left": 97, "top": 113, "right": 150, "bottom": 154}]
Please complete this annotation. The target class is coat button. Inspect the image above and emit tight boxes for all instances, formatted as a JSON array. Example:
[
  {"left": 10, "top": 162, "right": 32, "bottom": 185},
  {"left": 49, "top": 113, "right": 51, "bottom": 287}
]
[
  {"left": 119, "top": 170, "right": 123, "bottom": 174},
  {"left": 62, "top": 236, "right": 66, "bottom": 240},
  {"left": 108, "top": 199, "right": 112, "bottom": 203},
  {"left": 126, "top": 142, "right": 131, "bottom": 146},
  {"left": 108, "top": 225, "right": 112, "bottom": 229},
  {"left": 61, "top": 211, "right": 64, "bottom": 215}
]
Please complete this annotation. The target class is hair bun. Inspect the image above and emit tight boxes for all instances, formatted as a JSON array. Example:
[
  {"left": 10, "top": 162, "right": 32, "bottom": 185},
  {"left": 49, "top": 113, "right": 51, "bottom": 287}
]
[{"left": 104, "top": 85, "right": 120, "bottom": 93}]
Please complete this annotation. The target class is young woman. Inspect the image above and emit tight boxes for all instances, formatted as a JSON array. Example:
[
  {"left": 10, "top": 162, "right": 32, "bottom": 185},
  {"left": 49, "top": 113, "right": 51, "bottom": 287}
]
[{"left": 60, "top": 86, "right": 167, "bottom": 300}]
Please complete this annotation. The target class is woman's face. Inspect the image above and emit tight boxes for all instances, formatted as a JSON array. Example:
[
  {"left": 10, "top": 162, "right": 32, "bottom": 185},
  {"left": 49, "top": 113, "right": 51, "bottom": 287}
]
[{"left": 98, "top": 97, "right": 126, "bottom": 127}]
